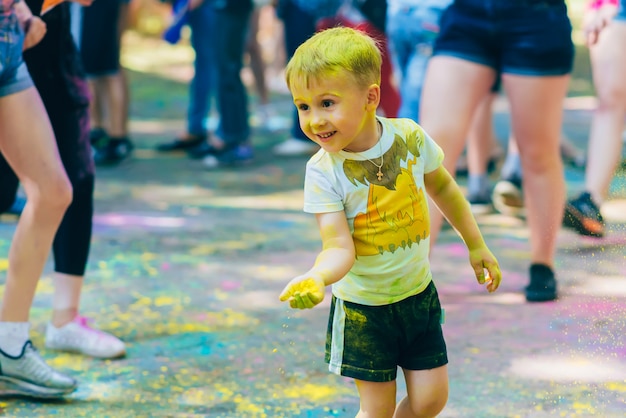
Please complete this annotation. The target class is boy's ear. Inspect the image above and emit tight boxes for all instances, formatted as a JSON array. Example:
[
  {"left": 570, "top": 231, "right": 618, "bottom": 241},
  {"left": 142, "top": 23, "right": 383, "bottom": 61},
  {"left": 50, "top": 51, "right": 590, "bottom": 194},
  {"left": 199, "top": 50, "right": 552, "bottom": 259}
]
[{"left": 366, "top": 84, "right": 381, "bottom": 110}]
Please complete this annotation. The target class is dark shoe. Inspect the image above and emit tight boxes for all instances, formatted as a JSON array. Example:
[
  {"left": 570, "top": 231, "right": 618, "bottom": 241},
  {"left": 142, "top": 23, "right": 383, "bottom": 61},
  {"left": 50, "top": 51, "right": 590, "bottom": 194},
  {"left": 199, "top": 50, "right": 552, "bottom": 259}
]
[
  {"left": 156, "top": 134, "right": 206, "bottom": 152},
  {"left": 202, "top": 143, "right": 254, "bottom": 169},
  {"left": 187, "top": 141, "right": 220, "bottom": 159},
  {"left": 89, "top": 128, "right": 108, "bottom": 145},
  {"left": 525, "top": 264, "right": 557, "bottom": 302},
  {"left": 93, "top": 137, "right": 134, "bottom": 166},
  {"left": 563, "top": 192, "right": 605, "bottom": 237},
  {"left": 492, "top": 174, "right": 525, "bottom": 217},
  {"left": 467, "top": 191, "right": 493, "bottom": 215}
]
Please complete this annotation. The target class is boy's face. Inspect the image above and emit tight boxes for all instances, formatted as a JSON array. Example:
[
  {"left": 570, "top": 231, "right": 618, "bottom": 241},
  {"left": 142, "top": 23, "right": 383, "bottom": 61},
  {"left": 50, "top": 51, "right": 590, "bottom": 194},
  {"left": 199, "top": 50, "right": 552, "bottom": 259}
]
[{"left": 290, "top": 72, "right": 380, "bottom": 153}]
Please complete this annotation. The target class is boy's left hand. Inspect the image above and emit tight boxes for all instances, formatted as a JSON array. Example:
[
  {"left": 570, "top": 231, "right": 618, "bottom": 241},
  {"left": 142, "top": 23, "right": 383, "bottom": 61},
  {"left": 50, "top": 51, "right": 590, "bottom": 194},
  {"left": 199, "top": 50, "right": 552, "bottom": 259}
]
[
  {"left": 279, "top": 275, "right": 325, "bottom": 309},
  {"left": 469, "top": 247, "right": 501, "bottom": 293}
]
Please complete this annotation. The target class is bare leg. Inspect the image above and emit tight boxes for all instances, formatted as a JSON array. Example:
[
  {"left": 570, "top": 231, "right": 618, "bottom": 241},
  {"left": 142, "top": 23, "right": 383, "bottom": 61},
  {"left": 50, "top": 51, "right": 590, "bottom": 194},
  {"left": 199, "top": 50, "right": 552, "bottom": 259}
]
[
  {"left": 584, "top": 22, "right": 626, "bottom": 205},
  {"left": 394, "top": 366, "right": 448, "bottom": 418},
  {"left": 51, "top": 274, "right": 83, "bottom": 327},
  {"left": 419, "top": 56, "right": 497, "bottom": 245},
  {"left": 101, "top": 73, "right": 128, "bottom": 138},
  {"left": 88, "top": 78, "right": 105, "bottom": 130},
  {"left": 0, "top": 88, "right": 72, "bottom": 322},
  {"left": 467, "top": 93, "right": 498, "bottom": 178},
  {"left": 503, "top": 74, "right": 570, "bottom": 267},
  {"left": 246, "top": 6, "right": 269, "bottom": 106},
  {"left": 354, "top": 379, "right": 397, "bottom": 418}
]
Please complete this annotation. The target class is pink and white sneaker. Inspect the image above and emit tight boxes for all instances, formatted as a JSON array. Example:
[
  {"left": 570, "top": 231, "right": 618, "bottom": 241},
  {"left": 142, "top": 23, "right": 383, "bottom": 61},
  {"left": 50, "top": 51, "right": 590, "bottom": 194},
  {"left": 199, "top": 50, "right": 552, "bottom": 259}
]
[{"left": 45, "top": 316, "right": 126, "bottom": 359}]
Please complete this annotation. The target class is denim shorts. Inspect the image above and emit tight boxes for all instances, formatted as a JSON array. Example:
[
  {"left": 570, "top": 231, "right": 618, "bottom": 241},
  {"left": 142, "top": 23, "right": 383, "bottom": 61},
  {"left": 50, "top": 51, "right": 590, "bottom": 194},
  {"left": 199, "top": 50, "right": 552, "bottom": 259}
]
[
  {"left": 434, "top": 0, "right": 574, "bottom": 76},
  {"left": 325, "top": 281, "right": 448, "bottom": 382},
  {"left": 0, "top": 13, "right": 33, "bottom": 98}
]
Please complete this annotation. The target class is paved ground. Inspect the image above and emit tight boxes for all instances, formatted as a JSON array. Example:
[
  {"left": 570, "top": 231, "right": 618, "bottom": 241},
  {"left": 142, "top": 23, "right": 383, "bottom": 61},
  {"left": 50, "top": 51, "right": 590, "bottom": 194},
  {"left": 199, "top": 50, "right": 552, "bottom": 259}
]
[{"left": 1, "top": 31, "right": 626, "bottom": 417}]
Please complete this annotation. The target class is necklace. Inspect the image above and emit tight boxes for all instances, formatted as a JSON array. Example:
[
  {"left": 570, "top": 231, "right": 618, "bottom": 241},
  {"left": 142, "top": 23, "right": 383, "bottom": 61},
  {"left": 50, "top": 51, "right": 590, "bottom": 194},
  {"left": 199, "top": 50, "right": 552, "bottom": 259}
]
[
  {"left": 346, "top": 122, "right": 384, "bottom": 181},
  {"left": 346, "top": 139, "right": 384, "bottom": 181},
  {"left": 367, "top": 146, "right": 384, "bottom": 181}
]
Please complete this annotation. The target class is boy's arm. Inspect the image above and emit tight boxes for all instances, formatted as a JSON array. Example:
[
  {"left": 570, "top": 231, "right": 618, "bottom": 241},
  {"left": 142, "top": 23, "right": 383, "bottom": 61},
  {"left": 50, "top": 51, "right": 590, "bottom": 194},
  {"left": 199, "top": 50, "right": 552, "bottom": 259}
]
[
  {"left": 279, "top": 211, "right": 355, "bottom": 309},
  {"left": 425, "top": 165, "right": 501, "bottom": 292}
]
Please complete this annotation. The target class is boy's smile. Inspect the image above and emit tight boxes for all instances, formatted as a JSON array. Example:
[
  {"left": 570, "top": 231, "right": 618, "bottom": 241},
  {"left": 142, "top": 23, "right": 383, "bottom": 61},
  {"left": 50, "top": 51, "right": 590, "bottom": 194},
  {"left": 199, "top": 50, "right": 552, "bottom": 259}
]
[{"left": 290, "top": 72, "right": 381, "bottom": 153}]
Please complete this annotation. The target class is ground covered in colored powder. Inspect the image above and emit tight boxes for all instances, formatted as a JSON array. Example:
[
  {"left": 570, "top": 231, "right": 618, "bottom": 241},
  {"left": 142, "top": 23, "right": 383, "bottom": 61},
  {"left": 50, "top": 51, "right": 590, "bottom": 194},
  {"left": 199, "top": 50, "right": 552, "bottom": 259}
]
[{"left": 0, "top": 22, "right": 626, "bottom": 417}]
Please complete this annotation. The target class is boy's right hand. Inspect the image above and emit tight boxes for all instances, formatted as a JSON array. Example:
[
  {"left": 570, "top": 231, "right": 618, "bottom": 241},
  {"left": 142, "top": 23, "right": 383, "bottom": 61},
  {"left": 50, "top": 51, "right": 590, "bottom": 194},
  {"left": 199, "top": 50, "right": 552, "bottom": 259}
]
[
  {"left": 469, "top": 247, "right": 502, "bottom": 293},
  {"left": 279, "top": 275, "right": 325, "bottom": 309}
]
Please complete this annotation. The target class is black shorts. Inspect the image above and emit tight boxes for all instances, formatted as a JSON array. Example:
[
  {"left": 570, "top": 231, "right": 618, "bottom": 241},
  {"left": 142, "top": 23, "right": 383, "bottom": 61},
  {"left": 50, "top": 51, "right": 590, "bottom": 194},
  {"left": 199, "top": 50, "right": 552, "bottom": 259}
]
[
  {"left": 79, "top": 0, "right": 122, "bottom": 76},
  {"left": 325, "top": 281, "right": 448, "bottom": 382},
  {"left": 434, "top": 0, "right": 574, "bottom": 76}
]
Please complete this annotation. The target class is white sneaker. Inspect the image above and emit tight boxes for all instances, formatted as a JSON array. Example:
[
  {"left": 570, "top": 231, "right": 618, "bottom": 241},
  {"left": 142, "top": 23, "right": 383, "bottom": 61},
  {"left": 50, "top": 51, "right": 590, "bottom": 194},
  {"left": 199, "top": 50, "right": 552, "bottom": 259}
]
[
  {"left": 272, "top": 138, "right": 319, "bottom": 156},
  {"left": 45, "top": 316, "right": 126, "bottom": 359}
]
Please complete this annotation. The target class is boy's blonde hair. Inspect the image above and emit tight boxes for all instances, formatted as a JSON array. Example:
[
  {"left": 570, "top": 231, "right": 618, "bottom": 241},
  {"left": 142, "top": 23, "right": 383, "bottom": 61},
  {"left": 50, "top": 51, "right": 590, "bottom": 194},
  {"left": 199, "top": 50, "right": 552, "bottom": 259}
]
[{"left": 285, "top": 27, "right": 382, "bottom": 91}]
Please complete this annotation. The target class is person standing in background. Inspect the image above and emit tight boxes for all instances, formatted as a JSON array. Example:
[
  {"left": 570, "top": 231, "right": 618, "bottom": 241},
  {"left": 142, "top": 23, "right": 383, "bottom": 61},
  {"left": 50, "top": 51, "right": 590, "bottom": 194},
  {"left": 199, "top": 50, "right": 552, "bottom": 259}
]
[
  {"left": 80, "top": 0, "right": 134, "bottom": 165},
  {"left": 564, "top": 0, "right": 626, "bottom": 238}
]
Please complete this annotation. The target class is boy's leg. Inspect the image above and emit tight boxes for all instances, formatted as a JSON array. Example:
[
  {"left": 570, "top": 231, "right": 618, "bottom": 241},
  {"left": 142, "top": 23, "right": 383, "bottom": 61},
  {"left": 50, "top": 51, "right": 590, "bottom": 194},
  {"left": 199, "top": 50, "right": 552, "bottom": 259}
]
[
  {"left": 394, "top": 366, "right": 448, "bottom": 418},
  {"left": 354, "top": 379, "right": 397, "bottom": 418}
]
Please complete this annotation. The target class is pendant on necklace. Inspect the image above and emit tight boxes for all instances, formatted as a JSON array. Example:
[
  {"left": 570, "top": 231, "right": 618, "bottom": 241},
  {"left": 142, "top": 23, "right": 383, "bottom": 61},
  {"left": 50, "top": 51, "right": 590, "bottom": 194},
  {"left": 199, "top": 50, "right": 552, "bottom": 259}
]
[{"left": 376, "top": 168, "right": 383, "bottom": 181}]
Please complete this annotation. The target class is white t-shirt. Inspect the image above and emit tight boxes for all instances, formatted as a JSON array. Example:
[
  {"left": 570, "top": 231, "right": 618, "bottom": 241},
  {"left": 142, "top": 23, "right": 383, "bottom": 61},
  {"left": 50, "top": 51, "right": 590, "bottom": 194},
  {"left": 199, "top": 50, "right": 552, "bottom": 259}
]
[{"left": 304, "top": 117, "right": 444, "bottom": 306}]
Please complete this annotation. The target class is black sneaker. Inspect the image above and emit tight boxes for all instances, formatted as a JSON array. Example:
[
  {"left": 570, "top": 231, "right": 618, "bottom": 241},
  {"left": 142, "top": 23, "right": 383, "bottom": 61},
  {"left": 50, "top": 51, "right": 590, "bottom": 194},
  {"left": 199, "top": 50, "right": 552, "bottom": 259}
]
[
  {"left": 156, "top": 134, "right": 206, "bottom": 152},
  {"left": 492, "top": 174, "right": 525, "bottom": 217},
  {"left": 563, "top": 192, "right": 605, "bottom": 237},
  {"left": 525, "top": 264, "right": 557, "bottom": 302},
  {"left": 89, "top": 127, "right": 108, "bottom": 145},
  {"left": 202, "top": 143, "right": 254, "bottom": 169},
  {"left": 187, "top": 141, "right": 219, "bottom": 159},
  {"left": 467, "top": 190, "right": 493, "bottom": 215},
  {"left": 93, "top": 137, "right": 134, "bottom": 166}
]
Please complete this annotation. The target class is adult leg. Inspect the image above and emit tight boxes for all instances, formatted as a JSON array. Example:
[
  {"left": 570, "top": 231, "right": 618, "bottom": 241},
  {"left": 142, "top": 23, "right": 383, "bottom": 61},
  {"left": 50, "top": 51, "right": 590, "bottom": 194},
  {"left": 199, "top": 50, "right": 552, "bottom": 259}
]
[
  {"left": 213, "top": 7, "right": 251, "bottom": 148},
  {"left": 419, "top": 56, "right": 496, "bottom": 244},
  {"left": 246, "top": 6, "right": 269, "bottom": 106},
  {"left": 563, "top": 21, "right": 626, "bottom": 237},
  {"left": 465, "top": 93, "right": 499, "bottom": 213},
  {"left": 503, "top": 74, "right": 569, "bottom": 266},
  {"left": 156, "top": 1, "right": 217, "bottom": 153},
  {"left": 354, "top": 379, "right": 397, "bottom": 418},
  {"left": 582, "top": 22, "right": 626, "bottom": 204},
  {"left": 272, "top": 0, "right": 319, "bottom": 156},
  {"left": 0, "top": 88, "right": 72, "bottom": 323},
  {"left": 394, "top": 366, "right": 448, "bottom": 418},
  {"left": 186, "top": 2, "right": 216, "bottom": 138},
  {"left": 492, "top": 135, "right": 525, "bottom": 216}
]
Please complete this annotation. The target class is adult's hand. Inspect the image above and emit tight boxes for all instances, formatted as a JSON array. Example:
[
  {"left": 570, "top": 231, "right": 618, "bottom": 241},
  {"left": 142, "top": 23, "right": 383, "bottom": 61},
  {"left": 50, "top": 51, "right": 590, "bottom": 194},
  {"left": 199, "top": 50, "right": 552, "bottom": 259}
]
[
  {"left": 583, "top": 4, "right": 618, "bottom": 46},
  {"left": 22, "top": 16, "right": 47, "bottom": 50}
]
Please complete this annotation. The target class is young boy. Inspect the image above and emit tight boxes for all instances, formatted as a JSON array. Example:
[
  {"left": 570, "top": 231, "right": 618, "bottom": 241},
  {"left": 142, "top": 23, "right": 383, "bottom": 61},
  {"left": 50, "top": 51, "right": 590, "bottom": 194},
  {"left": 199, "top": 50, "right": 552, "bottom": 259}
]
[{"left": 279, "top": 27, "right": 502, "bottom": 417}]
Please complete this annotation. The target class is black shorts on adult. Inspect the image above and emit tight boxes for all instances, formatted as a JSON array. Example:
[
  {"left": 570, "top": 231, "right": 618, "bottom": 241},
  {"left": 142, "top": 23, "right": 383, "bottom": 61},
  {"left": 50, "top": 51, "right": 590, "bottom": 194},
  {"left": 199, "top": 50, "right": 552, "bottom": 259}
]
[
  {"left": 79, "top": 0, "right": 121, "bottom": 76},
  {"left": 434, "top": 0, "right": 574, "bottom": 76}
]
